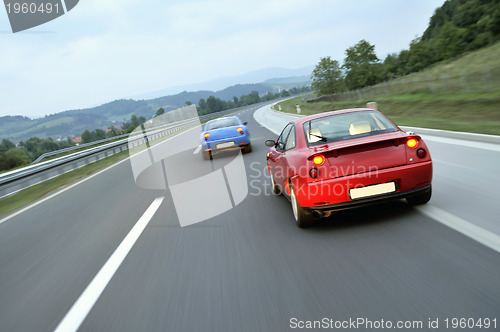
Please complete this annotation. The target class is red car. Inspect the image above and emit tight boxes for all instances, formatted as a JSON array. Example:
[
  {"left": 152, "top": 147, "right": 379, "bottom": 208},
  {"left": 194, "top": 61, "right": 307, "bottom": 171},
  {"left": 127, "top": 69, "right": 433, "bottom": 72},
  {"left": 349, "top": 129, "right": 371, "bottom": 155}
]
[{"left": 265, "top": 108, "right": 432, "bottom": 227}]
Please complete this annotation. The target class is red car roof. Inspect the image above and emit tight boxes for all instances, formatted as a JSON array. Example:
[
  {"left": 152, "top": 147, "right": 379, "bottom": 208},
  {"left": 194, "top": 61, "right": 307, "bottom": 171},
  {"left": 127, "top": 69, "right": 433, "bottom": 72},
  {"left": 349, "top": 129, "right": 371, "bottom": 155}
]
[{"left": 292, "top": 108, "right": 383, "bottom": 126}]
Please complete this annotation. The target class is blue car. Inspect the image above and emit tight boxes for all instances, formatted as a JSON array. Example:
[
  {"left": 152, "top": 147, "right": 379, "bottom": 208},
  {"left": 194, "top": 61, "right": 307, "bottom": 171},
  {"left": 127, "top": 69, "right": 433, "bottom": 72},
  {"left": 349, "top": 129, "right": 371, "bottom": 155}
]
[{"left": 201, "top": 116, "right": 252, "bottom": 159}]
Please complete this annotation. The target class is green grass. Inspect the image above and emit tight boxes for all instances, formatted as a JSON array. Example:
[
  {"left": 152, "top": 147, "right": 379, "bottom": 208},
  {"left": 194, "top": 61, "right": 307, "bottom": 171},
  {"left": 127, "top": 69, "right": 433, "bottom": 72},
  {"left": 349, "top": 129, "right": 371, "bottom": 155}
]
[
  {"left": 277, "top": 94, "right": 500, "bottom": 135},
  {"left": 277, "top": 42, "right": 500, "bottom": 135},
  {"left": 0, "top": 150, "right": 130, "bottom": 218}
]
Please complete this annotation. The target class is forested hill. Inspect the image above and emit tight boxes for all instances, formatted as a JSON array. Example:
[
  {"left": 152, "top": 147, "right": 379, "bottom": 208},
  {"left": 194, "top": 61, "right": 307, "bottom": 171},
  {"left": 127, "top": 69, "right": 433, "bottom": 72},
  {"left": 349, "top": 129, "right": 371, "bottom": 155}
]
[
  {"left": 394, "top": 0, "right": 500, "bottom": 75},
  {"left": 147, "top": 84, "right": 276, "bottom": 109},
  {"left": 423, "top": 0, "right": 500, "bottom": 50}
]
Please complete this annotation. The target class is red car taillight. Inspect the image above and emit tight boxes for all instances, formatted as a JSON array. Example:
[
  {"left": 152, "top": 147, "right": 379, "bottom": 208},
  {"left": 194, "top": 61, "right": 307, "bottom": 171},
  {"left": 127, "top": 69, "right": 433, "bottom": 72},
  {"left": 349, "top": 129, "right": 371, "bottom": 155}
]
[
  {"left": 309, "top": 155, "right": 325, "bottom": 178},
  {"left": 309, "top": 168, "right": 319, "bottom": 178},
  {"left": 417, "top": 148, "right": 427, "bottom": 158},
  {"left": 406, "top": 138, "right": 418, "bottom": 148},
  {"left": 406, "top": 136, "right": 429, "bottom": 160},
  {"left": 312, "top": 154, "right": 325, "bottom": 166}
]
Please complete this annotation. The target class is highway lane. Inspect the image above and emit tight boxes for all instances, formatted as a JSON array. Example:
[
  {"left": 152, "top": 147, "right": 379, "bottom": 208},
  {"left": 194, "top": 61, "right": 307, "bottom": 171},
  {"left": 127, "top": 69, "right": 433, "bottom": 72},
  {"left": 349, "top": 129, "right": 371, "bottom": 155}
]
[
  {"left": 0, "top": 159, "right": 164, "bottom": 331},
  {"left": 1, "top": 105, "right": 500, "bottom": 331},
  {"left": 422, "top": 137, "right": 500, "bottom": 235}
]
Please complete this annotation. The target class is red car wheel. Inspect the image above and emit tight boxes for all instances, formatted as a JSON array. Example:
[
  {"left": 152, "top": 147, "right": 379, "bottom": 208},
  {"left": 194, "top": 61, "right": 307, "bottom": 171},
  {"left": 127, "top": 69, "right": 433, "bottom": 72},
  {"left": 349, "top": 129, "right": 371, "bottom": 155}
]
[
  {"left": 290, "top": 184, "right": 313, "bottom": 228},
  {"left": 270, "top": 171, "right": 281, "bottom": 195}
]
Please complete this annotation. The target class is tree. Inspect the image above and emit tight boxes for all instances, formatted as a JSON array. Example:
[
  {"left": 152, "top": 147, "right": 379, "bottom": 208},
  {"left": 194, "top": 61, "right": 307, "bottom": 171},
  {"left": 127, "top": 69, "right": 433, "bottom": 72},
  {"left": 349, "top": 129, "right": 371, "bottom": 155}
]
[
  {"left": 280, "top": 89, "right": 290, "bottom": 97},
  {"left": 0, "top": 147, "right": 30, "bottom": 171},
  {"left": 206, "top": 96, "right": 227, "bottom": 113},
  {"left": 261, "top": 91, "right": 276, "bottom": 101},
  {"left": 81, "top": 130, "right": 94, "bottom": 144},
  {"left": 1, "top": 139, "right": 16, "bottom": 152},
  {"left": 345, "top": 63, "right": 384, "bottom": 90},
  {"left": 106, "top": 126, "right": 120, "bottom": 138},
  {"left": 406, "top": 37, "right": 436, "bottom": 73},
  {"left": 343, "top": 39, "right": 379, "bottom": 70},
  {"left": 434, "top": 21, "right": 467, "bottom": 60},
  {"left": 94, "top": 129, "right": 106, "bottom": 140},
  {"left": 198, "top": 98, "right": 206, "bottom": 110},
  {"left": 39, "top": 138, "right": 59, "bottom": 154},
  {"left": 311, "top": 56, "right": 343, "bottom": 95},
  {"left": 382, "top": 53, "right": 400, "bottom": 79},
  {"left": 397, "top": 49, "right": 411, "bottom": 75},
  {"left": 130, "top": 114, "right": 141, "bottom": 128},
  {"left": 343, "top": 40, "right": 382, "bottom": 90},
  {"left": 155, "top": 107, "right": 165, "bottom": 117},
  {"left": 246, "top": 91, "right": 260, "bottom": 105},
  {"left": 25, "top": 137, "right": 41, "bottom": 154}
]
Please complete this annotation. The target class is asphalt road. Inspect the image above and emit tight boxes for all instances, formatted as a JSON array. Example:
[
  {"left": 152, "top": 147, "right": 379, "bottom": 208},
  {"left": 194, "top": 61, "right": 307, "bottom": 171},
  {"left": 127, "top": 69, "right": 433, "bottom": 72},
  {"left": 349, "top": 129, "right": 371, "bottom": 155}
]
[{"left": 1, "top": 105, "right": 499, "bottom": 332}]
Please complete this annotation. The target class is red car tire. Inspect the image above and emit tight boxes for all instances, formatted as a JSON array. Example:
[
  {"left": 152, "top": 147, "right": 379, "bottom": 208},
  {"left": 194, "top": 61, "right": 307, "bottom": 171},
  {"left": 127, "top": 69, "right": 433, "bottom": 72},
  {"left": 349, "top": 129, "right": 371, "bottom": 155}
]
[{"left": 290, "top": 184, "right": 313, "bottom": 227}]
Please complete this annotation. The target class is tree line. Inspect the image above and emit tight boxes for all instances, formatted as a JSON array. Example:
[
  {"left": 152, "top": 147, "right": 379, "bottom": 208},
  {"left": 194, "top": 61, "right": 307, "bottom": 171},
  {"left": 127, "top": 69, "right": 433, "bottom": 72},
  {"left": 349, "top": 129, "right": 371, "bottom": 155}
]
[
  {"left": 311, "top": 0, "right": 500, "bottom": 96},
  {"left": 0, "top": 137, "right": 75, "bottom": 171},
  {"left": 196, "top": 87, "right": 310, "bottom": 115},
  {"left": 0, "top": 112, "right": 146, "bottom": 171}
]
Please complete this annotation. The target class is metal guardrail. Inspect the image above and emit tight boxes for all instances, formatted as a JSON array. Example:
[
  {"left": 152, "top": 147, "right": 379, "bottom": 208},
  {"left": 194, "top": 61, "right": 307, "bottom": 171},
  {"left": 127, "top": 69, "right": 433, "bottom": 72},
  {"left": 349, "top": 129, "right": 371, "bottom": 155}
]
[
  {"left": 32, "top": 116, "right": 202, "bottom": 164},
  {"left": 0, "top": 102, "right": 273, "bottom": 199},
  {"left": 31, "top": 134, "right": 131, "bottom": 164}
]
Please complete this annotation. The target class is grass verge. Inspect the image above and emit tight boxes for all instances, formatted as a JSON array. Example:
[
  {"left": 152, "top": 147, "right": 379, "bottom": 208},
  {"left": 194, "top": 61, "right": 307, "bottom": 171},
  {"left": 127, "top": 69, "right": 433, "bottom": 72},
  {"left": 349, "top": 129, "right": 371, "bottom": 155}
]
[{"left": 276, "top": 94, "right": 500, "bottom": 136}]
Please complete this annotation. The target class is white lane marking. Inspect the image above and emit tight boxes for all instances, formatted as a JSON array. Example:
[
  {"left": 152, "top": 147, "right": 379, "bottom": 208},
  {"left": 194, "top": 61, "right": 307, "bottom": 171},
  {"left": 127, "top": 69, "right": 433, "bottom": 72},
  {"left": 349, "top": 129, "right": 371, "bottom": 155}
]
[
  {"left": 419, "top": 135, "right": 500, "bottom": 153},
  {"left": 54, "top": 197, "right": 164, "bottom": 332},
  {"left": 193, "top": 145, "right": 201, "bottom": 154},
  {"left": 0, "top": 157, "right": 132, "bottom": 225},
  {"left": 416, "top": 204, "right": 500, "bottom": 253}
]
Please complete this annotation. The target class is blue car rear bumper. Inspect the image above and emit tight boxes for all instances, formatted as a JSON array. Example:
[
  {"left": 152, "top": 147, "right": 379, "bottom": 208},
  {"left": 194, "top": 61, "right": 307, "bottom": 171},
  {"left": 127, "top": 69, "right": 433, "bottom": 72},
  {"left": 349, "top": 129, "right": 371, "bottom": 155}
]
[{"left": 202, "top": 134, "right": 250, "bottom": 152}]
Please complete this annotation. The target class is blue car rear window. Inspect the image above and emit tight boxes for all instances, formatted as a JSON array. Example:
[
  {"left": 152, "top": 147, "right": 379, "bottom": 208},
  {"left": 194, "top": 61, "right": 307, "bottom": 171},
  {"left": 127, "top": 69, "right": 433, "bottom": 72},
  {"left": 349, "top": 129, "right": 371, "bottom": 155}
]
[{"left": 206, "top": 118, "right": 239, "bottom": 130}]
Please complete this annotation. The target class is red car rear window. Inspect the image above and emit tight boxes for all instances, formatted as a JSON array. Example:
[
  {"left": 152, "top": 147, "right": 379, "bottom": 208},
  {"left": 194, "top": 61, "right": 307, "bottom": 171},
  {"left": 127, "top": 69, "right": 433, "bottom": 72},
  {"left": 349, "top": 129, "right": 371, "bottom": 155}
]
[{"left": 303, "top": 110, "right": 398, "bottom": 145}]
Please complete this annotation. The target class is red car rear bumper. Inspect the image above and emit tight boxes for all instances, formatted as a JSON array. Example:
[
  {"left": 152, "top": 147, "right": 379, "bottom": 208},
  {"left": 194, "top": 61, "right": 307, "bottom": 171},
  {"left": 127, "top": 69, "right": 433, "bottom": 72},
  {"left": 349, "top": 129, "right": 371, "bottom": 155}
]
[{"left": 293, "top": 161, "right": 432, "bottom": 210}]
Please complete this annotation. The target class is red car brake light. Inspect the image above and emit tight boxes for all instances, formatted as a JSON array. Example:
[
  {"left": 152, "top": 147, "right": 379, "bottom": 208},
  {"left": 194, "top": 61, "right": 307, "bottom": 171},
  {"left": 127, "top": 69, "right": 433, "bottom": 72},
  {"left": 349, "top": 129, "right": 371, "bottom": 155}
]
[
  {"left": 312, "top": 154, "right": 325, "bottom": 166},
  {"left": 406, "top": 138, "right": 418, "bottom": 148}
]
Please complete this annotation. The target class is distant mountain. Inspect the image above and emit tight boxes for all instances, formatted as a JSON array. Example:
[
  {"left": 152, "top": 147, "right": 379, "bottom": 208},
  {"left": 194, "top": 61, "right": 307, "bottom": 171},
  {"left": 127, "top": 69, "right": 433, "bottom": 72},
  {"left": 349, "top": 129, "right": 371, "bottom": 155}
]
[
  {"left": 0, "top": 74, "right": 311, "bottom": 143},
  {"left": 147, "top": 83, "right": 280, "bottom": 109},
  {"left": 132, "top": 65, "right": 314, "bottom": 100},
  {"left": 263, "top": 75, "right": 311, "bottom": 84}
]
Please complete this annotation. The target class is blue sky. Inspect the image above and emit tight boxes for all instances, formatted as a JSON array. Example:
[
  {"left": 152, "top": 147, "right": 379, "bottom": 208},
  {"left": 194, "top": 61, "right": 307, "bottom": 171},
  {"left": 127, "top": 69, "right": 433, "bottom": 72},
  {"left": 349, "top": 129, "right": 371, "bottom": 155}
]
[{"left": 0, "top": 0, "right": 445, "bottom": 118}]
